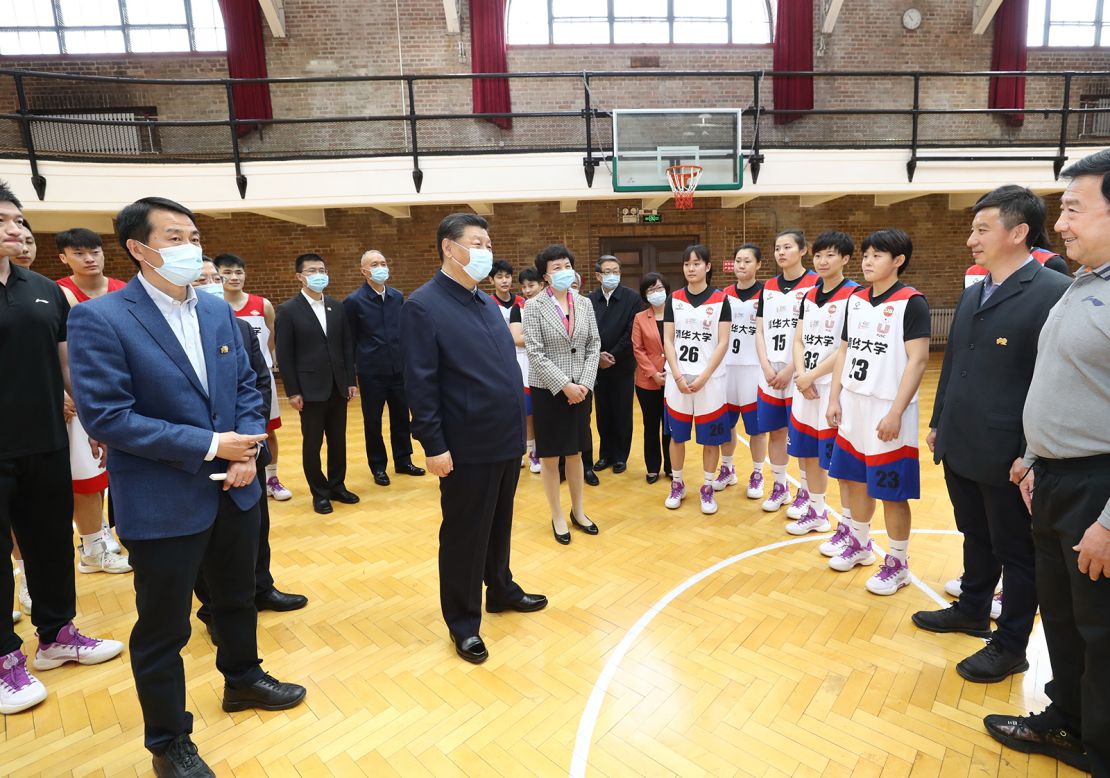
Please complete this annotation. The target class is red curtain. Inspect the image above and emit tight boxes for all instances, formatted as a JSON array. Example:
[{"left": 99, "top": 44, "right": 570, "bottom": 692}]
[
  {"left": 772, "top": 0, "right": 814, "bottom": 126},
  {"left": 990, "top": 0, "right": 1028, "bottom": 126},
  {"left": 217, "top": 0, "right": 273, "bottom": 137},
  {"left": 469, "top": 0, "right": 512, "bottom": 130}
]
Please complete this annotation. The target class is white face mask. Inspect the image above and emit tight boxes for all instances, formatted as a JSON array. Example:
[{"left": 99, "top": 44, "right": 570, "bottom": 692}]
[
  {"left": 196, "top": 282, "right": 225, "bottom": 300},
  {"left": 139, "top": 242, "right": 204, "bottom": 286},
  {"left": 646, "top": 290, "right": 667, "bottom": 307}
]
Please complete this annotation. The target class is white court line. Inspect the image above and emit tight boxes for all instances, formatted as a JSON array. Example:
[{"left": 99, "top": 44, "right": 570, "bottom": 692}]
[{"left": 569, "top": 434, "right": 953, "bottom": 777}]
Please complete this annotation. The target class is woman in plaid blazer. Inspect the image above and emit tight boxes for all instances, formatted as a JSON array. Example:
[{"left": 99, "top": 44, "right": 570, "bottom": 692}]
[{"left": 522, "top": 245, "right": 601, "bottom": 545}]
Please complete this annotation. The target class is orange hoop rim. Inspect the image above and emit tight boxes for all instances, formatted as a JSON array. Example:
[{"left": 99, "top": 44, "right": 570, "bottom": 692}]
[{"left": 666, "top": 164, "right": 703, "bottom": 209}]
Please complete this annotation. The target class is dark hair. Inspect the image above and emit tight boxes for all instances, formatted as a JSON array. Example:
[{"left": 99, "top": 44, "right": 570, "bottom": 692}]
[
  {"left": 862, "top": 228, "right": 914, "bottom": 275},
  {"left": 595, "top": 254, "right": 620, "bottom": 273},
  {"left": 214, "top": 252, "right": 245, "bottom": 270},
  {"left": 518, "top": 267, "right": 541, "bottom": 284},
  {"left": 489, "top": 259, "right": 514, "bottom": 279},
  {"left": 201, "top": 255, "right": 216, "bottom": 265},
  {"left": 639, "top": 271, "right": 671, "bottom": 303},
  {"left": 811, "top": 230, "right": 854, "bottom": 257},
  {"left": 436, "top": 212, "right": 488, "bottom": 261},
  {"left": 1061, "top": 148, "right": 1110, "bottom": 205},
  {"left": 535, "top": 244, "right": 575, "bottom": 276},
  {"left": 734, "top": 242, "right": 761, "bottom": 262},
  {"left": 973, "top": 185, "right": 1046, "bottom": 250},
  {"left": 295, "top": 252, "right": 326, "bottom": 273},
  {"left": 115, "top": 196, "right": 196, "bottom": 268},
  {"left": 776, "top": 229, "right": 806, "bottom": 250},
  {"left": 682, "top": 243, "right": 712, "bottom": 281},
  {"left": 56, "top": 228, "right": 102, "bottom": 253},
  {"left": 21, "top": 217, "right": 31, "bottom": 233},
  {"left": 0, "top": 179, "right": 23, "bottom": 211}
]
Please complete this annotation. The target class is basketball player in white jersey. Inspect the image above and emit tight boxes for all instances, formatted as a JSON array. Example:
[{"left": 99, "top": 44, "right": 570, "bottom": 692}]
[
  {"left": 716, "top": 243, "right": 769, "bottom": 498},
  {"left": 489, "top": 260, "right": 524, "bottom": 322},
  {"left": 215, "top": 253, "right": 291, "bottom": 500},
  {"left": 662, "top": 245, "right": 732, "bottom": 515},
  {"left": 509, "top": 267, "right": 544, "bottom": 472},
  {"left": 755, "top": 229, "right": 818, "bottom": 516},
  {"left": 826, "top": 229, "right": 930, "bottom": 595},
  {"left": 784, "top": 231, "right": 858, "bottom": 539}
]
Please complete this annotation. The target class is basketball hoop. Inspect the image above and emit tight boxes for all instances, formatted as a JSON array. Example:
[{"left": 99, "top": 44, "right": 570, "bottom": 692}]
[{"left": 666, "top": 164, "right": 703, "bottom": 209}]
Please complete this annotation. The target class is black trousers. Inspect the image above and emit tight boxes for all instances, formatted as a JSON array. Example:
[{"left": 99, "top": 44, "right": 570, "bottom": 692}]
[
  {"left": 128, "top": 493, "right": 264, "bottom": 755},
  {"left": 942, "top": 460, "right": 1037, "bottom": 654},
  {"left": 300, "top": 384, "right": 348, "bottom": 499},
  {"left": 636, "top": 385, "right": 671, "bottom": 476},
  {"left": 592, "top": 369, "right": 634, "bottom": 465},
  {"left": 357, "top": 372, "right": 413, "bottom": 472},
  {"left": 0, "top": 447, "right": 75, "bottom": 654},
  {"left": 1031, "top": 455, "right": 1110, "bottom": 777},
  {"left": 437, "top": 458, "right": 525, "bottom": 638}
]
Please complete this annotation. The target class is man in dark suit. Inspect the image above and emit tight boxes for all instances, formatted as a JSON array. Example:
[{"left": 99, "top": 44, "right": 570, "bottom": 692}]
[
  {"left": 586, "top": 255, "right": 639, "bottom": 474},
  {"left": 401, "top": 213, "right": 547, "bottom": 665},
  {"left": 343, "top": 249, "right": 424, "bottom": 487},
  {"left": 69, "top": 198, "right": 305, "bottom": 777},
  {"left": 912, "top": 185, "right": 1071, "bottom": 683},
  {"left": 275, "top": 253, "right": 358, "bottom": 515}
]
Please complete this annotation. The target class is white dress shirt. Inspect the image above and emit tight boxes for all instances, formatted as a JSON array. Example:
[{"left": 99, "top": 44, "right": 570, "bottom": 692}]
[
  {"left": 137, "top": 272, "right": 220, "bottom": 460},
  {"left": 302, "top": 289, "right": 328, "bottom": 334}
]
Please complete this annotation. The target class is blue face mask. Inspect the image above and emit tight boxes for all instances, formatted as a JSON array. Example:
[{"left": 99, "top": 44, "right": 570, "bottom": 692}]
[
  {"left": 451, "top": 241, "right": 493, "bottom": 283},
  {"left": 549, "top": 268, "right": 576, "bottom": 292},
  {"left": 140, "top": 242, "right": 204, "bottom": 287},
  {"left": 305, "top": 273, "right": 329, "bottom": 293},
  {"left": 197, "top": 282, "right": 225, "bottom": 300},
  {"left": 369, "top": 266, "right": 390, "bottom": 284},
  {"left": 646, "top": 290, "right": 667, "bottom": 307},
  {"left": 601, "top": 273, "right": 621, "bottom": 291}
]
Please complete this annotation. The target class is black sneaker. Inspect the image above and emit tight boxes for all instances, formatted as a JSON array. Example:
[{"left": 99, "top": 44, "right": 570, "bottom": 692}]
[
  {"left": 956, "top": 639, "right": 1029, "bottom": 683},
  {"left": 152, "top": 734, "right": 214, "bottom": 778},
  {"left": 983, "top": 708, "right": 1089, "bottom": 771},
  {"left": 910, "top": 603, "right": 992, "bottom": 638}
]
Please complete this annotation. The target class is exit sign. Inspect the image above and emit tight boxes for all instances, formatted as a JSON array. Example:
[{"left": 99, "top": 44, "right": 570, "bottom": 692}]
[{"left": 642, "top": 213, "right": 663, "bottom": 224}]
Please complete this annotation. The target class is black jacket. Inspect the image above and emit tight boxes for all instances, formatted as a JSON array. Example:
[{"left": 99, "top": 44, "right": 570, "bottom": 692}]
[
  {"left": 343, "top": 283, "right": 404, "bottom": 376},
  {"left": 586, "top": 284, "right": 639, "bottom": 376},
  {"left": 931, "top": 260, "right": 1071, "bottom": 485},
  {"left": 274, "top": 292, "right": 355, "bottom": 403}
]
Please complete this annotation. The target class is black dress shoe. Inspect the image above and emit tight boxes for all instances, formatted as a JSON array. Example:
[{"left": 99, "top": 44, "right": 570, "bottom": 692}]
[
  {"left": 152, "top": 734, "right": 214, "bottom": 778},
  {"left": 222, "top": 673, "right": 307, "bottom": 712},
  {"left": 612, "top": 461, "right": 627, "bottom": 474},
  {"left": 331, "top": 487, "right": 360, "bottom": 504},
  {"left": 592, "top": 458, "right": 611, "bottom": 471},
  {"left": 450, "top": 633, "right": 488, "bottom": 664},
  {"left": 552, "top": 520, "right": 570, "bottom": 545},
  {"left": 487, "top": 593, "right": 548, "bottom": 613},
  {"left": 312, "top": 497, "right": 333, "bottom": 515},
  {"left": 256, "top": 588, "right": 308, "bottom": 612},
  {"left": 570, "top": 511, "right": 599, "bottom": 535},
  {"left": 372, "top": 470, "right": 391, "bottom": 487},
  {"left": 396, "top": 462, "right": 426, "bottom": 476},
  {"left": 911, "top": 603, "right": 992, "bottom": 638},
  {"left": 984, "top": 709, "right": 1089, "bottom": 771},
  {"left": 646, "top": 473, "right": 659, "bottom": 484},
  {"left": 957, "top": 640, "right": 1030, "bottom": 683},
  {"left": 584, "top": 469, "right": 600, "bottom": 486}
]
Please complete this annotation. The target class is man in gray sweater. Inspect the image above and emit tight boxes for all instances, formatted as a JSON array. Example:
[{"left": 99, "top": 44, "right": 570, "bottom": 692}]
[{"left": 983, "top": 149, "right": 1110, "bottom": 776}]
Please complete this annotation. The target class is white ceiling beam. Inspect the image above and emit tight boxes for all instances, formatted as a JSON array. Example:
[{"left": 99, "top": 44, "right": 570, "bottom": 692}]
[
  {"left": 642, "top": 196, "right": 670, "bottom": 210},
  {"left": 442, "top": 0, "right": 460, "bottom": 34},
  {"left": 821, "top": 0, "right": 846, "bottom": 33},
  {"left": 469, "top": 202, "right": 494, "bottom": 215},
  {"left": 873, "top": 192, "right": 934, "bottom": 207},
  {"left": 258, "top": 0, "right": 287, "bottom": 38},
  {"left": 251, "top": 209, "right": 327, "bottom": 227},
  {"left": 720, "top": 194, "right": 757, "bottom": 208},
  {"left": 949, "top": 193, "right": 983, "bottom": 210},
  {"left": 559, "top": 199, "right": 578, "bottom": 213},
  {"left": 972, "top": 0, "right": 1004, "bottom": 35},
  {"left": 24, "top": 212, "right": 115, "bottom": 234},
  {"left": 798, "top": 194, "right": 843, "bottom": 208},
  {"left": 370, "top": 205, "right": 411, "bottom": 219}
]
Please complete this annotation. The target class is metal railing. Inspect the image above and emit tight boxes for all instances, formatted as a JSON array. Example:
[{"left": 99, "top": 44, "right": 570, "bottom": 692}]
[{"left": 2, "top": 68, "right": 1109, "bottom": 199}]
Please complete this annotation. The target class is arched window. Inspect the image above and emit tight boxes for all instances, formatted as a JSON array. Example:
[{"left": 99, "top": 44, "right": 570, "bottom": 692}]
[
  {"left": 0, "top": 0, "right": 226, "bottom": 56},
  {"left": 508, "top": 0, "right": 774, "bottom": 46},
  {"left": 1028, "top": 0, "right": 1109, "bottom": 47}
]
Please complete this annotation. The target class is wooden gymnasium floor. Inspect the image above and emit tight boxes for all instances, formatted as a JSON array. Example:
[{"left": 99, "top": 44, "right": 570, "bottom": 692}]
[{"left": 3, "top": 354, "right": 1080, "bottom": 777}]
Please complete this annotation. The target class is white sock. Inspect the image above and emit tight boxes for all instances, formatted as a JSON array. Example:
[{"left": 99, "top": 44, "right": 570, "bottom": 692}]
[
  {"left": 849, "top": 520, "right": 870, "bottom": 545},
  {"left": 771, "top": 463, "right": 787, "bottom": 485},
  {"left": 672, "top": 469, "right": 684, "bottom": 484},
  {"left": 80, "top": 531, "right": 106, "bottom": 558},
  {"left": 13, "top": 559, "right": 24, "bottom": 577},
  {"left": 721, "top": 455, "right": 734, "bottom": 467},
  {"left": 811, "top": 492, "right": 826, "bottom": 514},
  {"left": 265, "top": 463, "right": 277, "bottom": 480},
  {"left": 800, "top": 470, "right": 809, "bottom": 492},
  {"left": 703, "top": 471, "right": 715, "bottom": 485},
  {"left": 888, "top": 538, "right": 909, "bottom": 565},
  {"left": 526, "top": 439, "right": 536, "bottom": 453}
]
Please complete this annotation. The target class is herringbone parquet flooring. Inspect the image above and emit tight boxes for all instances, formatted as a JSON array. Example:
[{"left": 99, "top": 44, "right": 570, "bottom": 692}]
[{"left": 3, "top": 355, "right": 1081, "bottom": 777}]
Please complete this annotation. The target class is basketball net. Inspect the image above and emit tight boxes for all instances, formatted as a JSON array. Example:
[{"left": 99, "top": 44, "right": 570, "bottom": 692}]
[{"left": 666, "top": 164, "right": 703, "bottom": 209}]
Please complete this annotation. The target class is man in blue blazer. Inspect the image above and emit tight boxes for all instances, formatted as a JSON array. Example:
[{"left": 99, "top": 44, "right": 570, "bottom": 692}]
[
  {"left": 401, "top": 213, "right": 547, "bottom": 665},
  {"left": 68, "top": 197, "right": 305, "bottom": 778}
]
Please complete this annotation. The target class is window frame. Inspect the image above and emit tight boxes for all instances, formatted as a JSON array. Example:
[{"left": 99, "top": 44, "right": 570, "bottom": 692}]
[
  {"left": 0, "top": 0, "right": 226, "bottom": 57},
  {"left": 1030, "top": 0, "right": 1108, "bottom": 47}
]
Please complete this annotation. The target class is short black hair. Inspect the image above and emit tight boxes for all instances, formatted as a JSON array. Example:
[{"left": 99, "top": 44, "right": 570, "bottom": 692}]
[
  {"left": 0, "top": 179, "right": 23, "bottom": 211},
  {"left": 812, "top": 231, "right": 854, "bottom": 257},
  {"left": 734, "top": 242, "right": 761, "bottom": 262},
  {"left": 295, "top": 252, "right": 326, "bottom": 273},
  {"left": 214, "top": 252, "right": 245, "bottom": 270},
  {"left": 682, "top": 243, "right": 712, "bottom": 280},
  {"left": 489, "top": 259, "right": 513, "bottom": 279},
  {"left": 639, "top": 271, "right": 670, "bottom": 302},
  {"left": 595, "top": 254, "right": 620, "bottom": 273},
  {"left": 21, "top": 217, "right": 31, "bottom": 233},
  {"left": 518, "top": 267, "right": 541, "bottom": 285},
  {"left": 535, "top": 244, "right": 575, "bottom": 276},
  {"left": 436, "top": 212, "right": 488, "bottom": 261},
  {"left": 776, "top": 229, "right": 806, "bottom": 250},
  {"left": 973, "top": 185, "right": 1046, "bottom": 250},
  {"left": 115, "top": 196, "right": 196, "bottom": 269},
  {"left": 1061, "top": 148, "right": 1110, "bottom": 205},
  {"left": 862, "top": 228, "right": 914, "bottom": 275},
  {"left": 56, "top": 228, "right": 102, "bottom": 253}
]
